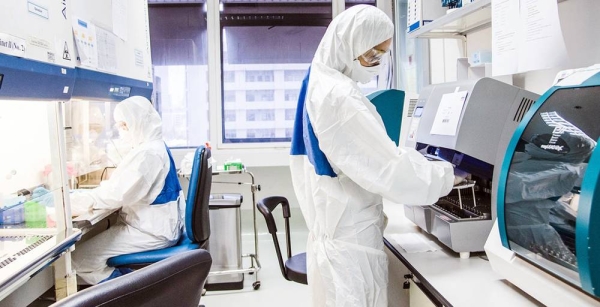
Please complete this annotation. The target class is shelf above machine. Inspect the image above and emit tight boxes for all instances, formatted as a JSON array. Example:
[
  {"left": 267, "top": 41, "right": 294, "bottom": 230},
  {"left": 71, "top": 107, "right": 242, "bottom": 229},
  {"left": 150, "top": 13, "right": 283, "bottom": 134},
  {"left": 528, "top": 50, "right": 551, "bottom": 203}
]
[{"left": 407, "top": 0, "right": 568, "bottom": 40}]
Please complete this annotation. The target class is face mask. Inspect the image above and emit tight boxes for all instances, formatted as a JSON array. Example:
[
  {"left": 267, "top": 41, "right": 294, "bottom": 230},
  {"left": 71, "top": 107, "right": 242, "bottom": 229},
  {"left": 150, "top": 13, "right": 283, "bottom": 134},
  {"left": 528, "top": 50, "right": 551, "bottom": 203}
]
[
  {"left": 118, "top": 128, "right": 134, "bottom": 146},
  {"left": 350, "top": 61, "right": 380, "bottom": 84}
]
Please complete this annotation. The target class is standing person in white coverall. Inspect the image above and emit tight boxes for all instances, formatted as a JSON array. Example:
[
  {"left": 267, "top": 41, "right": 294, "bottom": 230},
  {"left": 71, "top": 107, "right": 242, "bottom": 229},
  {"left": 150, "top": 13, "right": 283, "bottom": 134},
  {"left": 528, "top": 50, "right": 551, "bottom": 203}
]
[
  {"left": 71, "top": 96, "right": 184, "bottom": 285},
  {"left": 290, "top": 5, "right": 455, "bottom": 307}
]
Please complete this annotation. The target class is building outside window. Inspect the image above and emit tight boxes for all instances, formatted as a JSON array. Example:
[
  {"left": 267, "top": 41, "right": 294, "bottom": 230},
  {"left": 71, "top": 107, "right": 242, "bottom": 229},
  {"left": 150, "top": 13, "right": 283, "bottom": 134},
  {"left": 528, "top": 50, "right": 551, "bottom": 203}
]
[
  {"left": 247, "top": 129, "right": 276, "bottom": 138},
  {"left": 285, "top": 109, "right": 296, "bottom": 121},
  {"left": 245, "top": 90, "right": 274, "bottom": 102},
  {"left": 284, "top": 89, "right": 299, "bottom": 102},
  {"left": 224, "top": 110, "right": 236, "bottom": 122},
  {"left": 284, "top": 70, "right": 307, "bottom": 82},
  {"left": 220, "top": 2, "right": 330, "bottom": 143},
  {"left": 246, "top": 109, "right": 275, "bottom": 121},
  {"left": 246, "top": 70, "right": 274, "bottom": 82}
]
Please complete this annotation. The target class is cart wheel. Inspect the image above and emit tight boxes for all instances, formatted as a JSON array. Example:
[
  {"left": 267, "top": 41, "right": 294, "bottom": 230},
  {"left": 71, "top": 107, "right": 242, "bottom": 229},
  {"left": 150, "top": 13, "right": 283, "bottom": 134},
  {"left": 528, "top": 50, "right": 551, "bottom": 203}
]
[{"left": 253, "top": 281, "right": 261, "bottom": 290}]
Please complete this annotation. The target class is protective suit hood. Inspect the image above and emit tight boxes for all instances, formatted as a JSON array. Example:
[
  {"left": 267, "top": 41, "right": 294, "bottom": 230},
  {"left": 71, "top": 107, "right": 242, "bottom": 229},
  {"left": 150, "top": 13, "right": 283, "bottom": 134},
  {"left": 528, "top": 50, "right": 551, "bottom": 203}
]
[
  {"left": 114, "top": 96, "right": 163, "bottom": 147},
  {"left": 312, "top": 5, "right": 393, "bottom": 80}
]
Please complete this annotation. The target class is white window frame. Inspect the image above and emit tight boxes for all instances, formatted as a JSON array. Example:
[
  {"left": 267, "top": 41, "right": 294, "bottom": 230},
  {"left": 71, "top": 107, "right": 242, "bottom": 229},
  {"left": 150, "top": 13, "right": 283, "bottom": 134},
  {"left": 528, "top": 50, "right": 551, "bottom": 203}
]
[{"left": 173, "top": 0, "right": 394, "bottom": 167}]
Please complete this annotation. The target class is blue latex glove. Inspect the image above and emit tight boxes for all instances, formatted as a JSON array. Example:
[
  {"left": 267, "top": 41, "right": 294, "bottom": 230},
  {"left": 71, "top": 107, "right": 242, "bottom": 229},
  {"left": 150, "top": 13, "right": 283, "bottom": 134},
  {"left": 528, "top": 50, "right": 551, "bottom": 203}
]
[{"left": 31, "top": 187, "right": 55, "bottom": 207}]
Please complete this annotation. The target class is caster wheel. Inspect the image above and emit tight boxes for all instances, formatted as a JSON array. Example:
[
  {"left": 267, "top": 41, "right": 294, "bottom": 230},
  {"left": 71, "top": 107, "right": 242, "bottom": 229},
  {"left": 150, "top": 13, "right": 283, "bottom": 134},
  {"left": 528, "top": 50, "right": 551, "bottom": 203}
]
[
  {"left": 253, "top": 281, "right": 261, "bottom": 290},
  {"left": 248, "top": 271, "right": 255, "bottom": 275}
]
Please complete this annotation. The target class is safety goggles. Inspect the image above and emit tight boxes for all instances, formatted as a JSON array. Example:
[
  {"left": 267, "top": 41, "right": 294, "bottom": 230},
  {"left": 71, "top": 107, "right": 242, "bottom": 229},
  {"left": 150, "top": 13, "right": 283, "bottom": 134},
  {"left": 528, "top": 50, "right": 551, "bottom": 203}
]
[
  {"left": 359, "top": 48, "right": 388, "bottom": 66},
  {"left": 115, "top": 121, "right": 129, "bottom": 131}
]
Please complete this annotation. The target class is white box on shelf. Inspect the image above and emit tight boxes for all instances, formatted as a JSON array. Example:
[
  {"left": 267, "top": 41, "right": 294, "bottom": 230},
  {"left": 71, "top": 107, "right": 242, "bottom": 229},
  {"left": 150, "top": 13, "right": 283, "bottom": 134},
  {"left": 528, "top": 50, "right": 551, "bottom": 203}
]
[{"left": 470, "top": 50, "right": 492, "bottom": 66}]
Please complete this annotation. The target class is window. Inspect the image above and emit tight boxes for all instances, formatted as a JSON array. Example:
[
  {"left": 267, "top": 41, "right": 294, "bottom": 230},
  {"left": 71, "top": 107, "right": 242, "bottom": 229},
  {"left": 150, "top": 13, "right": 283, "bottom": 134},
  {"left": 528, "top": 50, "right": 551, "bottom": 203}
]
[
  {"left": 246, "top": 109, "right": 275, "bottom": 121},
  {"left": 149, "top": 4, "right": 209, "bottom": 148},
  {"left": 223, "top": 71, "right": 235, "bottom": 83},
  {"left": 285, "top": 109, "right": 296, "bottom": 121},
  {"left": 246, "top": 90, "right": 274, "bottom": 102},
  {"left": 246, "top": 129, "right": 276, "bottom": 138},
  {"left": 220, "top": 3, "right": 330, "bottom": 143},
  {"left": 225, "top": 129, "right": 237, "bottom": 138},
  {"left": 246, "top": 70, "right": 274, "bottom": 82},
  {"left": 224, "top": 110, "right": 236, "bottom": 122},
  {"left": 284, "top": 70, "right": 307, "bottom": 82},
  {"left": 285, "top": 128, "right": 294, "bottom": 138},
  {"left": 224, "top": 90, "right": 236, "bottom": 102},
  {"left": 284, "top": 89, "right": 299, "bottom": 102}
]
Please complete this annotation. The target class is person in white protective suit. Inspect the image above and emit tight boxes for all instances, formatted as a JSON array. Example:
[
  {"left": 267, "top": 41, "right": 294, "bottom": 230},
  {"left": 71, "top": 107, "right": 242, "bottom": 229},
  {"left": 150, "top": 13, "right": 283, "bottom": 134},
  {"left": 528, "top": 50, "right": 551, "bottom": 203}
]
[
  {"left": 71, "top": 96, "right": 184, "bottom": 285},
  {"left": 289, "top": 5, "right": 455, "bottom": 307}
]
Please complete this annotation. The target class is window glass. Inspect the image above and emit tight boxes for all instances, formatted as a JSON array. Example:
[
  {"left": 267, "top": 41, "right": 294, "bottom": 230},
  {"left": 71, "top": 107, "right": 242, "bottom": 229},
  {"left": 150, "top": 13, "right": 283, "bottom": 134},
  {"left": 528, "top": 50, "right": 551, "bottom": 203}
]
[
  {"left": 246, "top": 109, "right": 275, "bottom": 121},
  {"left": 224, "top": 90, "right": 236, "bottom": 102},
  {"left": 285, "top": 108, "right": 296, "bottom": 120},
  {"left": 284, "top": 70, "right": 307, "bottom": 82},
  {"left": 149, "top": 4, "right": 209, "bottom": 147},
  {"left": 221, "top": 3, "right": 330, "bottom": 143},
  {"left": 224, "top": 71, "right": 235, "bottom": 83},
  {"left": 284, "top": 89, "right": 299, "bottom": 102},
  {"left": 246, "top": 90, "right": 274, "bottom": 102},
  {"left": 224, "top": 110, "right": 236, "bottom": 122},
  {"left": 246, "top": 70, "right": 274, "bottom": 82}
]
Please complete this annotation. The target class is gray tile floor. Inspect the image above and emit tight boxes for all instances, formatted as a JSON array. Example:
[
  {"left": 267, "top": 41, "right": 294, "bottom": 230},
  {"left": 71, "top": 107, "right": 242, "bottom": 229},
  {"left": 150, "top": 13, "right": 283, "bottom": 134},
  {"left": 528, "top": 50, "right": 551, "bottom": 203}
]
[{"left": 201, "top": 208, "right": 309, "bottom": 307}]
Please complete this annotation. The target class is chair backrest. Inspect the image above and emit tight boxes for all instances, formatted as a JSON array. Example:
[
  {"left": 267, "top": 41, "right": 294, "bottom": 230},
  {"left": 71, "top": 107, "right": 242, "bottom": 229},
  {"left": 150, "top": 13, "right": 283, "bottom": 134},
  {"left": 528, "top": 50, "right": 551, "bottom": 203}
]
[
  {"left": 51, "top": 249, "right": 212, "bottom": 307},
  {"left": 257, "top": 196, "right": 293, "bottom": 280},
  {"left": 185, "top": 145, "right": 212, "bottom": 245}
]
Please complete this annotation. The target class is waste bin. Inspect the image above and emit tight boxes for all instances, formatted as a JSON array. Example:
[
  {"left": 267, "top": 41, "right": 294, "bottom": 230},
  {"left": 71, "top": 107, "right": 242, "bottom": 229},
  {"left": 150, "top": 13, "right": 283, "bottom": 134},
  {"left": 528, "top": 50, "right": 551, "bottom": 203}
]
[{"left": 205, "top": 193, "right": 244, "bottom": 291}]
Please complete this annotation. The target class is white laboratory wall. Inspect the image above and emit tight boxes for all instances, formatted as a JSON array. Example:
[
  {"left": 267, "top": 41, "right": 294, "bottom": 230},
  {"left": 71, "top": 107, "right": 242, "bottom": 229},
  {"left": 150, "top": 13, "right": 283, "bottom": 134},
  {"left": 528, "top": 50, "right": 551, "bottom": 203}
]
[
  {"left": 464, "top": 0, "right": 600, "bottom": 94},
  {"left": 513, "top": 0, "right": 600, "bottom": 94},
  {"left": 70, "top": 0, "right": 152, "bottom": 82},
  {"left": 0, "top": 0, "right": 74, "bottom": 67}
]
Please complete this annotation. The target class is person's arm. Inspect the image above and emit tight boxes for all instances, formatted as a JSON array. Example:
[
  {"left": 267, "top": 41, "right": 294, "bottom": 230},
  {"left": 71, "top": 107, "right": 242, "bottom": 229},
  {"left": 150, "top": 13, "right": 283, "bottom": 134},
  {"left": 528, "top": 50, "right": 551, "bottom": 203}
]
[
  {"left": 308, "top": 85, "right": 453, "bottom": 205},
  {"left": 76, "top": 150, "right": 165, "bottom": 210}
]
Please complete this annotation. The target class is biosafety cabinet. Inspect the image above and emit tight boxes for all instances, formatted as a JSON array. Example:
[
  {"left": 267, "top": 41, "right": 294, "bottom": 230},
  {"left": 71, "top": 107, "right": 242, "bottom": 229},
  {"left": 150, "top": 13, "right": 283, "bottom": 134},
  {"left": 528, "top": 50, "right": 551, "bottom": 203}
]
[
  {"left": 486, "top": 69, "right": 600, "bottom": 306},
  {"left": 0, "top": 0, "right": 153, "bottom": 304},
  {"left": 0, "top": 54, "right": 81, "bottom": 305}
]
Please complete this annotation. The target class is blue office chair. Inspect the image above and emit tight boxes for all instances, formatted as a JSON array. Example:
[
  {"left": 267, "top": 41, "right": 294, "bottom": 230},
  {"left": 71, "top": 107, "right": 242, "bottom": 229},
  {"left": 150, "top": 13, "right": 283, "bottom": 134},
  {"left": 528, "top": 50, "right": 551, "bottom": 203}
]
[
  {"left": 257, "top": 196, "right": 307, "bottom": 285},
  {"left": 107, "top": 145, "right": 212, "bottom": 268},
  {"left": 51, "top": 249, "right": 212, "bottom": 307}
]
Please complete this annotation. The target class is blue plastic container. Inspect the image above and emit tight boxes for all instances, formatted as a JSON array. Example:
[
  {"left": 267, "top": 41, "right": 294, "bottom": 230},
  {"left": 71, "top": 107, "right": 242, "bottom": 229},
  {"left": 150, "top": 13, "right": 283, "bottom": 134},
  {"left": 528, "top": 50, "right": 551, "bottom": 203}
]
[{"left": 0, "top": 202, "right": 25, "bottom": 225}]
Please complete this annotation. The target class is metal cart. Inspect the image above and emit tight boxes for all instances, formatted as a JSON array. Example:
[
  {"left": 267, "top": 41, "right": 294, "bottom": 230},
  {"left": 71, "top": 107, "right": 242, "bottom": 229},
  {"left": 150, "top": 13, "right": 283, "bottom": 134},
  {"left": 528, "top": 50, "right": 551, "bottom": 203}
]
[
  {"left": 210, "top": 168, "right": 262, "bottom": 290},
  {"left": 180, "top": 168, "right": 262, "bottom": 290}
]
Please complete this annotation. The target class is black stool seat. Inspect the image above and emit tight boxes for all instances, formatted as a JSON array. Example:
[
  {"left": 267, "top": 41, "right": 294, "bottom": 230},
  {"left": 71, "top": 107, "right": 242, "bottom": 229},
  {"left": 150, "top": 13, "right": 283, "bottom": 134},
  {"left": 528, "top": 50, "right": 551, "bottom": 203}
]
[{"left": 285, "top": 252, "right": 307, "bottom": 284}]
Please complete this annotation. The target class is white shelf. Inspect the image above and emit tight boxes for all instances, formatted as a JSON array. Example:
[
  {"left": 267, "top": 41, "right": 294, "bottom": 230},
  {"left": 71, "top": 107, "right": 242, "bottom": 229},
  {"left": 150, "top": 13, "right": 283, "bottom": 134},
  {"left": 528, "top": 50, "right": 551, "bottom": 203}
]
[
  {"left": 408, "top": 0, "right": 492, "bottom": 39},
  {"left": 407, "top": 0, "right": 568, "bottom": 39}
]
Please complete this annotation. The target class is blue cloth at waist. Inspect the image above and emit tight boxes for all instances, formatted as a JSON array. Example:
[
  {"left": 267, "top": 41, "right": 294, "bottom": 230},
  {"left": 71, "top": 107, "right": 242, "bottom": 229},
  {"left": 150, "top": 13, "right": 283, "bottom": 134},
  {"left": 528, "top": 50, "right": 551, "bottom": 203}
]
[
  {"left": 290, "top": 66, "right": 337, "bottom": 178},
  {"left": 151, "top": 145, "right": 182, "bottom": 205}
]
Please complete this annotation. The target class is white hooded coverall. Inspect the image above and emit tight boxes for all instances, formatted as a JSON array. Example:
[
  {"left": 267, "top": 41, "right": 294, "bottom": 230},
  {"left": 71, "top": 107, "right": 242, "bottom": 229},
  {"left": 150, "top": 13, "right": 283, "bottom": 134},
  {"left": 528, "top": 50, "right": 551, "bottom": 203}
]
[
  {"left": 72, "top": 96, "right": 183, "bottom": 285},
  {"left": 289, "top": 5, "right": 454, "bottom": 307}
]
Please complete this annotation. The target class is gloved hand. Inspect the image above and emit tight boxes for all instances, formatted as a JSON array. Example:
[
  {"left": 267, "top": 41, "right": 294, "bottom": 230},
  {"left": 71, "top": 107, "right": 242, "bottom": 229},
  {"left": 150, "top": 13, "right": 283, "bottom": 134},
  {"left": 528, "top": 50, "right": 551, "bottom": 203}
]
[
  {"left": 453, "top": 168, "right": 469, "bottom": 186},
  {"left": 31, "top": 187, "right": 55, "bottom": 207},
  {"left": 70, "top": 191, "right": 94, "bottom": 217}
]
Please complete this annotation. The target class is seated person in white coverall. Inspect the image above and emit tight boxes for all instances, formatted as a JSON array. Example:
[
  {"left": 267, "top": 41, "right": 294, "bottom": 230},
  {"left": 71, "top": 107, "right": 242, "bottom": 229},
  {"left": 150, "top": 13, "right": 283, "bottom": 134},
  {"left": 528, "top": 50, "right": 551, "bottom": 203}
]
[
  {"left": 289, "top": 5, "right": 455, "bottom": 307},
  {"left": 71, "top": 96, "right": 184, "bottom": 285}
]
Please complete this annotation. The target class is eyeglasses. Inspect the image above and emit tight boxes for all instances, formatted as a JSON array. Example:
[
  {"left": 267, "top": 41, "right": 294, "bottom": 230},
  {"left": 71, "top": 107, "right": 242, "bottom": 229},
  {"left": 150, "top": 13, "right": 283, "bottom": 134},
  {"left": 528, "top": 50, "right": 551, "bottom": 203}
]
[{"left": 359, "top": 48, "right": 388, "bottom": 66}]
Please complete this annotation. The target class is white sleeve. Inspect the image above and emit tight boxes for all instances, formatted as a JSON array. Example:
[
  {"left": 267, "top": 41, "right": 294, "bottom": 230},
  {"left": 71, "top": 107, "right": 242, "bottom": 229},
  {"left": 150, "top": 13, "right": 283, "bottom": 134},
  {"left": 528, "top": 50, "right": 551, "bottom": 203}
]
[
  {"left": 308, "top": 87, "right": 454, "bottom": 205},
  {"left": 86, "top": 150, "right": 165, "bottom": 210}
]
